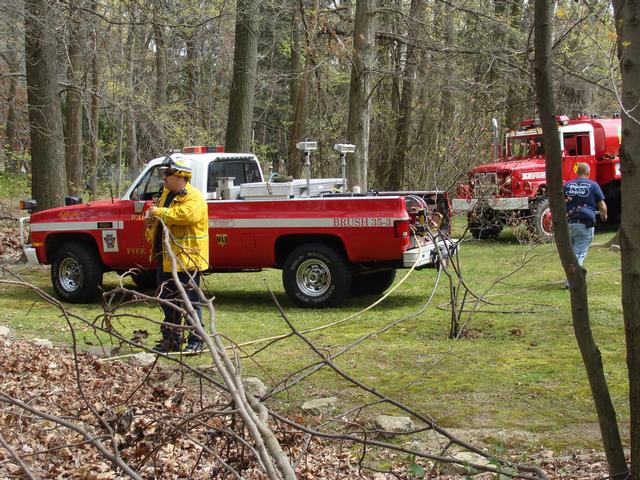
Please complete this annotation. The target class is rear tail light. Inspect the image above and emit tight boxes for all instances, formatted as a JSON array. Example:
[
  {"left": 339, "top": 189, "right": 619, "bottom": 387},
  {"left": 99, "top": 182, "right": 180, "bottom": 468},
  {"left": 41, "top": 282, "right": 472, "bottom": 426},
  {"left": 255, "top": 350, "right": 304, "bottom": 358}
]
[
  {"left": 20, "top": 199, "right": 37, "bottom": 212},
  {"left": 394, "top": 220, "right": 410, "bottom": 238}
]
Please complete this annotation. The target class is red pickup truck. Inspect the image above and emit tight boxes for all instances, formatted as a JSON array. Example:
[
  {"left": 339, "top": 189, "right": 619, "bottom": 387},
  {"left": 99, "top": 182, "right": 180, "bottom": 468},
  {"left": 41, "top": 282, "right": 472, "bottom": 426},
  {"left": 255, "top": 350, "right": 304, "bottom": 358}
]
[{"left": 20, "top": 148, "right": 456, "bottom": 307}]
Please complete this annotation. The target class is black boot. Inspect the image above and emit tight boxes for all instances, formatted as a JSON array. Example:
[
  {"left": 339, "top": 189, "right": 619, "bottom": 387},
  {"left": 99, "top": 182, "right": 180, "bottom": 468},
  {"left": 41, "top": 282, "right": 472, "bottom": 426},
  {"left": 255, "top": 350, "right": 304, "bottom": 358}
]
[{"left": 151, "top": 331, "right": 181, "bottom": 353}]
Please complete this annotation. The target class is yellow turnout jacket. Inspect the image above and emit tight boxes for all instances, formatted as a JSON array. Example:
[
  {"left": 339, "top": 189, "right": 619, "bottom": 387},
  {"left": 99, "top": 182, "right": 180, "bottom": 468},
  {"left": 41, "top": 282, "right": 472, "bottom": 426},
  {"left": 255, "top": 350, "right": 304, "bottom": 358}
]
[{"left": 146, "top": 183, "right": 210, "bottom": 272}]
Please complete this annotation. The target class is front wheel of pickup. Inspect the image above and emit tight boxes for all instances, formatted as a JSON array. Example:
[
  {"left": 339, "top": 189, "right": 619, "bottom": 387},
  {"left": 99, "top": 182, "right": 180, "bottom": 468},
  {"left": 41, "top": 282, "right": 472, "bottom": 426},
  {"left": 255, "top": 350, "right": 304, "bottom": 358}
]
[
  {"left": 51, "top": 243, "right": 103, "bottom": 303},
  {"left": 282, "top": 243, "right": 351, "bottom": 308}
]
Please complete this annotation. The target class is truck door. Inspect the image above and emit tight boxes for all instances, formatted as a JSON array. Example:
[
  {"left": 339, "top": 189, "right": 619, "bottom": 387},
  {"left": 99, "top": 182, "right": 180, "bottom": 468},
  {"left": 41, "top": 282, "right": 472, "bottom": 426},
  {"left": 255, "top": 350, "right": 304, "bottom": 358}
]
[
  {"left": 206, "top": 158, "right": 264, "bottom": 268},
  {"left": 562, "top": 132, "right": 595, "bottom": 181},
  {"left": 118, "top": 165, "right": 165, "bottom": 269}
]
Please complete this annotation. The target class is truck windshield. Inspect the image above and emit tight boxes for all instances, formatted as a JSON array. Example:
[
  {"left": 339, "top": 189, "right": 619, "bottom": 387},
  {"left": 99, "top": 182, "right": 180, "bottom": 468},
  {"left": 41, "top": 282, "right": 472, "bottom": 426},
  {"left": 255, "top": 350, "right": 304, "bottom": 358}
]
[{"left": 507, "top": 135, "right": 544, "bottom": 159}]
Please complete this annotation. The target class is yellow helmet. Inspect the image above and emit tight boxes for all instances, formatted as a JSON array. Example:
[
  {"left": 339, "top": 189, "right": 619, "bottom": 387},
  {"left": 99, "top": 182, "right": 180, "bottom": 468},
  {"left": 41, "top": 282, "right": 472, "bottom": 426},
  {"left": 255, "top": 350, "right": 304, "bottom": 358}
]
[{"left": 160, "top": 156, "right": 192, "bottom": 177}]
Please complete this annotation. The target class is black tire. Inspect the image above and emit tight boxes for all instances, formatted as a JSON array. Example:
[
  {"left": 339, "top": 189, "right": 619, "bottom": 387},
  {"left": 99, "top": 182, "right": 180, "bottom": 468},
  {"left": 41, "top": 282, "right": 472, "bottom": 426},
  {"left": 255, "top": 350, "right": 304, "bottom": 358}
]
[
  {"left": 51, "top": 243, "right": 103, "bottom": 303},
  {"left": 530, "top": 198, "right": 554, "bottom": 243},
  {"left": 351, "top": 269, "right": 397, "bottom": 295},
  {"left": 469, "top": 226, "right": 502, "bottom": 240},
  {"left": 467, "top": 211, "right": 502, "bottom": 240},
  {"left": 132, "top": 270, "right": 157, "bottom": 291},
  {"left": 282, "top": 243, "right": 351, "bottom": 308}
]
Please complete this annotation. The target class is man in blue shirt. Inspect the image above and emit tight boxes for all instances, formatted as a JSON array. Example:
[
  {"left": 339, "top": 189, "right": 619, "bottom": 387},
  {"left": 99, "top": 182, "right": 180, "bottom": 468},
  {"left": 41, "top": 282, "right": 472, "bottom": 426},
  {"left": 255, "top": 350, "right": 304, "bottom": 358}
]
[{"left": 564, "top": 162, "right": 607, "bottom": 285}]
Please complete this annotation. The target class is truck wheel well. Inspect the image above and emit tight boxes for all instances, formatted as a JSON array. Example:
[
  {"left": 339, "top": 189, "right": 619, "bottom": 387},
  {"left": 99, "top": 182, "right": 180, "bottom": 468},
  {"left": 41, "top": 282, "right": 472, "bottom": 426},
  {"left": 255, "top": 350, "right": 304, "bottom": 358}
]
[
  {"left": 45, "top": 234, "right": 102, "bottom": 266},
  {"left": 274, "top": 235, "right": 347, "bottom": 268}
]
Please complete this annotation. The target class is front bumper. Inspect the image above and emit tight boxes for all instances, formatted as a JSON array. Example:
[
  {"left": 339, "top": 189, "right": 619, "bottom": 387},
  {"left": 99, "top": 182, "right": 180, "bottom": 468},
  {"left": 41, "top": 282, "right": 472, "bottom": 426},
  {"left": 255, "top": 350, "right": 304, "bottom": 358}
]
[
  {"left": 19, "top": 216, "right": 40, "bottom": 266},
  {"left": 403, "top": 236, "right": 459, "bottom": 268},
  {"left": 452, "top": 197, "right": 529, "bottom": 213}
]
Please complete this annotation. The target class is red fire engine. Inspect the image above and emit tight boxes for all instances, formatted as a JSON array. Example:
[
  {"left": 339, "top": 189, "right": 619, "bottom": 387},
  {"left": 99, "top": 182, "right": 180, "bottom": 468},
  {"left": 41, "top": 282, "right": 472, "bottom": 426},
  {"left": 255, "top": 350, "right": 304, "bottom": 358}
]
[
  {"left": 20, "top": 144, "right": 456, "bottom": 308},
  {"left": 452, "top": 115, "right": 621, "bottom": 241}
]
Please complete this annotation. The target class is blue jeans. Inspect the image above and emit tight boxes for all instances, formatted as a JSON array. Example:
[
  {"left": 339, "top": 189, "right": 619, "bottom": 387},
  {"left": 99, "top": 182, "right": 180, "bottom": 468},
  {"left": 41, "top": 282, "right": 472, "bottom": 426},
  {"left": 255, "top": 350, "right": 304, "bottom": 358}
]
[
  {"left": 156, "top": 265, "right": 203, "bottom": 346},
  {"left": 569, "top": 223, "right": 594, "bottom": 267}
]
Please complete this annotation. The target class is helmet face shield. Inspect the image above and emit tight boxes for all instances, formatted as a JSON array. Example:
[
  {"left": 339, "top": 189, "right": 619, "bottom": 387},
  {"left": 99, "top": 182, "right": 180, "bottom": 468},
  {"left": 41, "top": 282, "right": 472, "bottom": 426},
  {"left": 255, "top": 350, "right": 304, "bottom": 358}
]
[{"left": 159, "top": 156, "right": 192, "bottom": 178}]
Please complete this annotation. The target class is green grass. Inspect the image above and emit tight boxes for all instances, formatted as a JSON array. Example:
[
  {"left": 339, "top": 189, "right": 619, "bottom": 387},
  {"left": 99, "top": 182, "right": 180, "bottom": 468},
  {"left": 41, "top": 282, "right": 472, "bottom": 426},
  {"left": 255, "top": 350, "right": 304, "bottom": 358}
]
[{"left": 0, "top": 190, "right": 629, "bottom": 454}]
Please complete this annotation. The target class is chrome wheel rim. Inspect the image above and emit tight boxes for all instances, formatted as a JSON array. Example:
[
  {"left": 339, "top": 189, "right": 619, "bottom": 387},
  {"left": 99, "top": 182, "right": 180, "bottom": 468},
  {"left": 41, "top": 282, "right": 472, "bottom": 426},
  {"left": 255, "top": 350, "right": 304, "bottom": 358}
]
[
  {"left": 540, "top": 207, "right": 553, "bottom": 236},
  {"left": 59, "top": 257, "right": 82, "bottom": 292},
  {"left": 296, "top": 258, "right": 331, "bottom": 297}
]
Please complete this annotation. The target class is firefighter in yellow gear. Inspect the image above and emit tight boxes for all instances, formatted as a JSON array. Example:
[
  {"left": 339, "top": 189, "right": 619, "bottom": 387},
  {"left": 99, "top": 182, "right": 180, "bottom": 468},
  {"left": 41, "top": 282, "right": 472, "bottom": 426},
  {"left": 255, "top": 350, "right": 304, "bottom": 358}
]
[{"left": 145, "top": 156, "right": 209, "bottom": 353}]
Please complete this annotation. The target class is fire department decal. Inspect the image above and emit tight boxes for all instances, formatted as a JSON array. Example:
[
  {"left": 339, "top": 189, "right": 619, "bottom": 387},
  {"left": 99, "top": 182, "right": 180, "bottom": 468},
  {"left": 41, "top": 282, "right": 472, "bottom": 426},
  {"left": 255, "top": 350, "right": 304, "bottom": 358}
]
[
  {"left": 102, "top": 230, "right": 119, "bottom": 252},
  {"left": 521, "top": 172, "right": 546, "bottom": 180},
  {"left": 216, "top": 234, "right": 228, "bottom": 247}
]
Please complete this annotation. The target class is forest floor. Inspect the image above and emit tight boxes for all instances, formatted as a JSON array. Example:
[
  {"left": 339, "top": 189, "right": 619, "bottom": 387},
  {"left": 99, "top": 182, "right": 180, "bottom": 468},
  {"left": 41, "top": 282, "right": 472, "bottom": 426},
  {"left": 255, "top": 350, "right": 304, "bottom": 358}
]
[{"left": 0, "top": 334, "right": 619, "bottom": 479}]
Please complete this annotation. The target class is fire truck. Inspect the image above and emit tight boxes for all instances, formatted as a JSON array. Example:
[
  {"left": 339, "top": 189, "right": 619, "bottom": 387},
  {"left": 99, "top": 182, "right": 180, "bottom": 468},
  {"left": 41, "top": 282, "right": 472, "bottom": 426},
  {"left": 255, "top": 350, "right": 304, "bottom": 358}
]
[
  {"left": 19, "top": 144, "right": 455, "bottom": 308},
  {"left": 452, "top": 115, "right": 621, "bottom": 242}
]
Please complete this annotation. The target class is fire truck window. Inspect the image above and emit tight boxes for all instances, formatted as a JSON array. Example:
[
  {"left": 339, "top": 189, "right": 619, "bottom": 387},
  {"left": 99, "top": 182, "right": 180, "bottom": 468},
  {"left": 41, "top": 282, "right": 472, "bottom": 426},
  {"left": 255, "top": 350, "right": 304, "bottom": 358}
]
[
  {"left": 564, "top": 135, "right": 578, "bottom": 156},
  {"left": 509, "top": 137, "right": 543, "bottom": 158},
  {"left": 207, "top": 159, "right": 262, "bottom": 192},
  {"left": 131, "top": 166, "right": 163, "bottom": 200},
  {"left": 577, "top": 135, "right": 590, "bottom": 155}
]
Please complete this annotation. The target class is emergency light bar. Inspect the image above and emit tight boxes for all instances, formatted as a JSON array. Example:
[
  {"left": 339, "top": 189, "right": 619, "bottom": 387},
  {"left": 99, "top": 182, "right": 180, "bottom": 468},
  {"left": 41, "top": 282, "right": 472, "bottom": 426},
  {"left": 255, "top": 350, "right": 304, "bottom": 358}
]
[
  {"left": 333, "top": 143, "right": 355, "bottom": 154},
  {"left": 520, "top": 115, "right": 569, "bottom": 129},
  {"left": 296, "top": 141, "right": 317, "bottom": 153},
  {"left": 183, "top": 145, "right": 224, "bottom": 154}
]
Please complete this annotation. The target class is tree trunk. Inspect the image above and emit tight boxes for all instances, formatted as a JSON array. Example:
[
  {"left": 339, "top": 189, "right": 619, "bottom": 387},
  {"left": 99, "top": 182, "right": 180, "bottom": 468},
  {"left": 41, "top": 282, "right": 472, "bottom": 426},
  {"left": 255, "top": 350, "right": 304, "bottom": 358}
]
[
  {"left": 185, "top": 35, "right": 197, "bottom": 112},
  {"left": 24, "top": 0, "right": 67, "bottom": 210},
  {"left": 126, "top": 25, "right": 140, "bottom": 178},
  {"left": 612, "top": 1, "right": 640, "bottom": 477},
  {"left": 287, "top": 0, "right": 317, "bottom": 179},
  {"left": 3, "top": 52, "right": 19, "bottom": 173},
  {"left": 533, "top": 1, "right": 627, "bottom": 478},
  {"left": 372, "top": 0, "right": 402, "bottom": 188},
  {"left": 152, "top": 1, "right": 167, "bottom": 108},
  {"left": 346, "top": 0, "right": 376, "bottom": 191},
  {"left": 387, "top": 0, "right": 424, "bottom": 190},
  {"left": 115, "top": 113, "right": 123, "bottom": 196},
  {"left": 503, "top": 0, "right": 525, "bottom": 129},
  {"left": 88, "top": 47, "right": 100, "bottom": 199},
  {"left": 225, "top": 0, "right": 262, "bottom": 152},
  {"left": 65, "top": 0, "right": 83, "bottom": 195}
]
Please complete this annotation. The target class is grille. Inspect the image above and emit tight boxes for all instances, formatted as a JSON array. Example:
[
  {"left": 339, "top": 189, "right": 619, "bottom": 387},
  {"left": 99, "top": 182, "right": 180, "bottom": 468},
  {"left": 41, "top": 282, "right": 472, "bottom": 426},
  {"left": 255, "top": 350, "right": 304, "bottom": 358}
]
[{"left": 473, "top": 173, "right": 498, "bottom": 197}]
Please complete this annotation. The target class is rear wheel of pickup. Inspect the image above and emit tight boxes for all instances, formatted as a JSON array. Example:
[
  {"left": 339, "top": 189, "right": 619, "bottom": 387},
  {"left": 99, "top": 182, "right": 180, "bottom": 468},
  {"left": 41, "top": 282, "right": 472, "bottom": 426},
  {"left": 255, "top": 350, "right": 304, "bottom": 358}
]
[
  {"left": 51, "top": 243, "right": 103, "bottom": 303},
  {"left": 351, "top": 269, "right": 397, "bottom": 295},
  {"left": 530, "top": 198, "right": 554, "bottom": 243},
  {"left": 283, "top": 243, "right": 351, "bottom": 308}
]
